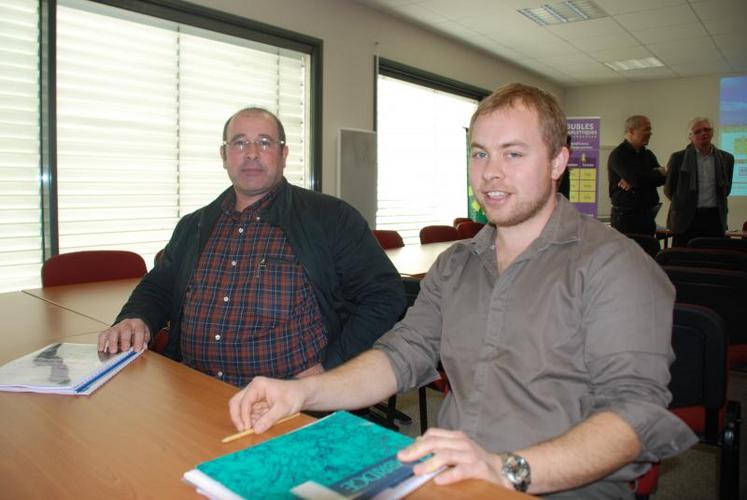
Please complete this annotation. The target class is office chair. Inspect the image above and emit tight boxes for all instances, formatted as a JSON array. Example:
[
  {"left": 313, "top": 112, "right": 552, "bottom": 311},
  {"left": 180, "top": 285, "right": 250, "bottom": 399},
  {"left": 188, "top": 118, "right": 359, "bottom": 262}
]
[
  {"left": 41, "top": 250, "right": 147, "bottom": 287},
  {"left": 635, "top": 303, "right": 739, "bottom": 500},
  {"left": 688, "top": 237, "right": 747, "bottom": 253},
  {"left": 624, "top": 233, "right": 661, "bottom": 259},
  {"left": 371, "top": 229, "right": 404, "bottom": 249},
  {"left": 456, "top": 221, "right": 485, "bottom": 239},
  {"left": 662, "top": 266, "right": 747, "bottom": 368},
  {"left": 655, "top": 247, "right": 747, "bottom": 272},
  {"left": 419, "top": 225, "right": 460, "bottom": 244}
]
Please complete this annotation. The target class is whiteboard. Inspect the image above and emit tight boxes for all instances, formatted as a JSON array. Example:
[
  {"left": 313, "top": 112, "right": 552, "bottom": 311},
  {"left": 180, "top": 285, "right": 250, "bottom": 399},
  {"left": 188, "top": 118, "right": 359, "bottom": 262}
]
[{"left": 337, "top": 128, "right": 377, "bottom": 228}]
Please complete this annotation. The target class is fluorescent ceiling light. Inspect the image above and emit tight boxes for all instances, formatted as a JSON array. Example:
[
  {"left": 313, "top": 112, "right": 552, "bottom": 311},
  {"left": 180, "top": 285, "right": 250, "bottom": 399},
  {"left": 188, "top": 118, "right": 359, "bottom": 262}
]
[
  {"left": 518, "top": 1, "right": 607, "bottom": 26},
  {"left": 604, "top": 57, "right": 664, "bottom": 71}
]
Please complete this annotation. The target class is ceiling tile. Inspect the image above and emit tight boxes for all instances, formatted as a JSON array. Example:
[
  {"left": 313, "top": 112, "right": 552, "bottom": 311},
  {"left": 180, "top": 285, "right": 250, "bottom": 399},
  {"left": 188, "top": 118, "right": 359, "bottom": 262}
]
[
  {"left": 712, "top": 33, "right": 747, "bottom": 51},
  {"left": 546, "top": 18, "right": 625, "bottom": 40},
  {"left": 536, "top": 53, "right": 600, "bottom": 67},
  {"left": 669, "top": 59, "right": 733, "bottom": 76},
  {"left": 620, "top": 66, "right": 678, "bottom": 81},
  {"left": 615, "top": 5, "right": 697, "bottom": 31},
  {"left": 649, "top": 38, "right": 721, "bottom": 65},
  {"left": 631, "top": 22, "right": 708, "bottom": 44},
  {"left": 456, "top": 11, "right": 542, "bottom": 36},
  {"left": 587, "top": 45, "right": 654, "bottom": 63},
  {"left": 593, "top": 0, "right": 686, "bottom": 15},
  {"left": 700, "top": 15, "right": 745, "bottom": 36},
  {"left": 418, "top": 0, "right": 499, "bottom": 20},
  {"left": 519, "top": 40, "right": 585, "bottom": 58},
  {"left": 690, "top": 0, "right": 747, "bottom": 22},
  {"left": 568, "top": 32, "right": 640, "bottom": 51},
  {"left": 390, "top": 3, "right": 449, "bottom": 24}
]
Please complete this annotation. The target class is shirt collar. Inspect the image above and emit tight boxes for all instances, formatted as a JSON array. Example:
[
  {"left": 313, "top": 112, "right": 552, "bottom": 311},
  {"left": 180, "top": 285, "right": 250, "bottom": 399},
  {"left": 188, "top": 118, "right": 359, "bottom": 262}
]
[
  {"left": 469, "top": 194, "right": 582, "bottom": 259},
  {"left": 220, "top": 177, "right": 287, "bottom": 216}
]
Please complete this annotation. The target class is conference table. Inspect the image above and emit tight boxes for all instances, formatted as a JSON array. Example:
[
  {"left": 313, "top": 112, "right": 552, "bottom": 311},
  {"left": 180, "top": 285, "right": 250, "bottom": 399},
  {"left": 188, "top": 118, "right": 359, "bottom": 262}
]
[
  {"left": 23, "top": 277, "right": 141, "bottom": 326},
  {"left": 384, "top": 240, "right": 460, "bottom": 278},
  {"left": 0, "top": 282, "right": 532, "bottom": 499}
]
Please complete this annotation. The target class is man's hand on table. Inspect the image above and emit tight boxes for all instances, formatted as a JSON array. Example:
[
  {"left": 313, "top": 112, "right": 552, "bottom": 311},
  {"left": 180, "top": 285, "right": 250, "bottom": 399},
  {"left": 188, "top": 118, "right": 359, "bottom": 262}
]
[{"left": 98, "top": 318, "right": 151, "bottom": 353}]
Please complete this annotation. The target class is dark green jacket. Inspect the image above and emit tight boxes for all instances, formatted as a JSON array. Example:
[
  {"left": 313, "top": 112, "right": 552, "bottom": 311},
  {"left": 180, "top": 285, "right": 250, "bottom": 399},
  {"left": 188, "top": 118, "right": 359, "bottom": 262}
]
[{"left": 116, "top": 180, "right": 406, "bottom": 370}]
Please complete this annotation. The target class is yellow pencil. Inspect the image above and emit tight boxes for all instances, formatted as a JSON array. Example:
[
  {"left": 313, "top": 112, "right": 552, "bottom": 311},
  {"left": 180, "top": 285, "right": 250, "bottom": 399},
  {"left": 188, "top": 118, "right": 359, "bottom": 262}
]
[{"left": 221, "top": 412, "right": 301, "bottom": 443}]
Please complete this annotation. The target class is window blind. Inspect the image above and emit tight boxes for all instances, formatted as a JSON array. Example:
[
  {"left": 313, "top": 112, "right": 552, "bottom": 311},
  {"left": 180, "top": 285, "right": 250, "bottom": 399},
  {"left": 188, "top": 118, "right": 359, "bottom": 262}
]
[
  {"left": 55, "top": 0, "right": 310, "bottom": 267},
  {"left": 376, "top": 75, "right": 477, "bottom": 245},
  {"left": 0, "top": 0, "right": 40, "bottom": 292}
]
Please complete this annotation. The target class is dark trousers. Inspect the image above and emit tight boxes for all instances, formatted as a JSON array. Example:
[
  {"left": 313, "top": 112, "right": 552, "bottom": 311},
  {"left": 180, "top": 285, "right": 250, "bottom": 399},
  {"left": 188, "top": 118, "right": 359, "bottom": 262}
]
[
  {"left": 611, "top": 207, "right": 656, "bottom": 237},
  {"left": 673, "top": 207, "right": 724, "bottom": 247}
]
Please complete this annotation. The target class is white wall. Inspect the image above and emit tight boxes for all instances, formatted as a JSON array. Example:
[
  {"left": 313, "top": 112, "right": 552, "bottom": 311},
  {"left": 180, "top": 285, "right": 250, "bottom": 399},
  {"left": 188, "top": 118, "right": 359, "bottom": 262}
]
[
  {"left": 565, "top": 76, "right": 747, "bottom": 231},
  {"left": 188, "top": 0, "right": 563, "bottom": 197}
]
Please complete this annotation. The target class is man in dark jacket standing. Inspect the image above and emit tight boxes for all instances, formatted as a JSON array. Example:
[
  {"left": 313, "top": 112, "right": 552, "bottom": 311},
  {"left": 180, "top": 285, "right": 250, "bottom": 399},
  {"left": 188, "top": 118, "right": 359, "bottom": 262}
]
[
  {"left": 97, "top": 107, "right": 406, "bottom": 386},
  {"left": 664, "top": 117, "right": 734, "bottom": 247},
  {"left": 608, "top": 115, "right": 666, "bottom": 236}
]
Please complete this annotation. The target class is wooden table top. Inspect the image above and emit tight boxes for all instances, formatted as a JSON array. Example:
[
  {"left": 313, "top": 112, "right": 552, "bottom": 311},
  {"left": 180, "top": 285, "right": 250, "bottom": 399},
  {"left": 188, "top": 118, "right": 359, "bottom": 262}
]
[
  {"left": 0, "top": 338, "right": 531, "bottom": 499},
  {"left": 4, "top": 279, "right": 533, "bottom": 499},
  {"left": 385, "top": 240, "right": 462, "bottom": 278},
  {"left": 23, "top": 277, "right": 140, "bottom": 325},
  {"left": 0, "top": 292, "right": 107, "bottom": 364}
]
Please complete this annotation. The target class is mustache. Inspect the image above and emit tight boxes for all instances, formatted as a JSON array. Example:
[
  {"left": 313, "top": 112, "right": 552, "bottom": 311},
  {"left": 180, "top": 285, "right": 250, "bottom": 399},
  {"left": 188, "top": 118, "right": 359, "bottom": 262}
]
[{"left": 239, "top": 159, "right": 266, "bottom": 169}]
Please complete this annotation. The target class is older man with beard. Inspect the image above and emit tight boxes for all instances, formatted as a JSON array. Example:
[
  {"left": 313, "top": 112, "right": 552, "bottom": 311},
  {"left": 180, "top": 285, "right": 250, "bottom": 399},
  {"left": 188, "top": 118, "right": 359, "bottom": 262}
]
[
  {"left": 98, "top": 107, "right": 405, "bottom": 387},
  {"left": 229, "top": 84, "right": 696, "bottom": 499}
]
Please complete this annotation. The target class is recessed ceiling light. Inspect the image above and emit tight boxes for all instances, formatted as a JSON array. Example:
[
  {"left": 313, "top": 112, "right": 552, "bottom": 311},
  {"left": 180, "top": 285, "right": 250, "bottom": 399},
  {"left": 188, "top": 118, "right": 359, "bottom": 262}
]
[
  {"left": 604, "top": 57, "right": 664, "bottom": 71},
  {"left": 518, "top": 1, "right": 607, "bottom": 26}
]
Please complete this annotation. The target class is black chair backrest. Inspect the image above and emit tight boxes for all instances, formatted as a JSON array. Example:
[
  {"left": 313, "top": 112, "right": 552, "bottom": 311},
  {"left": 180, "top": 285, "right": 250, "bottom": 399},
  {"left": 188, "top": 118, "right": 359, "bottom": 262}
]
[
  {"left": 662, "top": 266, "right": 747, "bottom": 346},
  {"left": 668, "top": 303, "right": 727, "bottom": 442},
  {"left": 655, "top": 247, "right": 747, "bottom": 272},
  {"left": 689, "top": 237, "right": 747, "bottom": 253},
  {"left": 625, "top": 233, "right": 660, "bottom": 259}
]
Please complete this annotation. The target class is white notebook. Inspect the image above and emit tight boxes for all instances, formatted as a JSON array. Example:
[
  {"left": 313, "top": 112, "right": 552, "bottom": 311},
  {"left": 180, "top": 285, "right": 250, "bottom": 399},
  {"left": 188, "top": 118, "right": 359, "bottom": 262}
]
[{"left": 0, "top": 342, "right": 143, "bottom": 395}]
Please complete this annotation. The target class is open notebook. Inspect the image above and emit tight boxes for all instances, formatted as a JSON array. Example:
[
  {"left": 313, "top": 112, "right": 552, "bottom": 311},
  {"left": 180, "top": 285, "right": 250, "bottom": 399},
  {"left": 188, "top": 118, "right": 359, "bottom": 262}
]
[{"left": 0, "top": 342, "right": 143, "bottom": 395}]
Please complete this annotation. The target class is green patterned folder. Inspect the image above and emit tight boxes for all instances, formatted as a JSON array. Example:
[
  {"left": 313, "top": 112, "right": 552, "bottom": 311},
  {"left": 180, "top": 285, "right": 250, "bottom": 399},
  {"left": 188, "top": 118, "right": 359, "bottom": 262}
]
[{"left": 183, "top": 411, "right": 436, "bottom": 499}]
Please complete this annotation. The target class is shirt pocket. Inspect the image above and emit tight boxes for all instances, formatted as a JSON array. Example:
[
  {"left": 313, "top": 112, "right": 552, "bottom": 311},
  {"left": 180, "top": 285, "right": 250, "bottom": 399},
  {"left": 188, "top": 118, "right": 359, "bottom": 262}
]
[{"left": 249, "top": 254, "right": 300, "bottom": 327}]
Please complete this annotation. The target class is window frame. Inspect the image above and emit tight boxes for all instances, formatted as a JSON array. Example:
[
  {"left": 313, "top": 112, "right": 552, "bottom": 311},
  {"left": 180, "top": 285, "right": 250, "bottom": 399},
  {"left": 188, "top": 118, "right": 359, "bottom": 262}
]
[
  {"left": 375, "top": 58, "right": 489, "bottom": 109},
  {"left": 38, "top": 0, "right": 323, "bottom": 259},
  {"left": 373, "top": 58, "right": 489, "bottom": 241}
]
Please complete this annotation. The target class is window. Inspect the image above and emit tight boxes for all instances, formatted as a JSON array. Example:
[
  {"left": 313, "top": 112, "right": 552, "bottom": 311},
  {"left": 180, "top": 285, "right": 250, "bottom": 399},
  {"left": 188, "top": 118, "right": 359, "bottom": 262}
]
[
  {"left": 376, "top": 60, "right": 485, "bottom": 245},
  {"left": 0, "top": 0, "right": 320, "bottom": 292},
  {"left": 0, "top": 0, "right": 40, "bottom": 292}
]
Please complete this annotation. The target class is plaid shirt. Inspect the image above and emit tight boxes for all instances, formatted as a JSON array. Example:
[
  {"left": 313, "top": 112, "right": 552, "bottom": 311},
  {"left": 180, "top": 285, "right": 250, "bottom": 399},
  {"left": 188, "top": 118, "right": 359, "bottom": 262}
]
[{"left": 180, "top": 188, "right": 327, "bottom": 386}]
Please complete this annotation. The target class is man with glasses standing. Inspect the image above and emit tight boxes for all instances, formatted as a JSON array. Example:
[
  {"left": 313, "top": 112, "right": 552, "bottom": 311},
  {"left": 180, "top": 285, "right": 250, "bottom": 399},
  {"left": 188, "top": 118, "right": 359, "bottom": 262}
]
[
  {"left": 98, "top": 107, "right": 405, "bottom": 386},
  {"left": 664, "top": 117, "right": 734, "bottom": 247}
]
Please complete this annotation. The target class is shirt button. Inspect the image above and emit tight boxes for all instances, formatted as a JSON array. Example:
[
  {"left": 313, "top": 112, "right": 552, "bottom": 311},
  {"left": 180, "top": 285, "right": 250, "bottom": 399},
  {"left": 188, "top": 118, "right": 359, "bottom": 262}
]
[
  {"left": 238, "top": 227, "right": 244, "bottom": 234},
  {"left": 231, "top": 260, "right": 237, "bottom": 266},
  {"left": 223, "top": 296, "right": 229, "bottom": 302},
  {"left": 255, "top": 216, "right": 261, "bottom": 221},
  {"left": 215, "top": 334, "right": 221, "bottom": 341},
  {"left": 217, "top": 371, "right": 223, "bottom": 378}
]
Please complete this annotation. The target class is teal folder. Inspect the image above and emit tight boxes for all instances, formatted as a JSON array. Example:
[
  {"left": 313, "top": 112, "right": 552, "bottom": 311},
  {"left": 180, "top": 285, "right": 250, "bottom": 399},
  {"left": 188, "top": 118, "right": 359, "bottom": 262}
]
[{"left": 183, "top": 411, "right": 436, "bottom": 499}]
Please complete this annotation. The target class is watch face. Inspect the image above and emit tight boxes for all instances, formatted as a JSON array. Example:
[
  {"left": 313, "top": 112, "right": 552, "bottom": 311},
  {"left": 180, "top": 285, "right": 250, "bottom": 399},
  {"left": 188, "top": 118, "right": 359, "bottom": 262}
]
[{"left": 502, "top": 453, "right": 531, "bottom": 492}]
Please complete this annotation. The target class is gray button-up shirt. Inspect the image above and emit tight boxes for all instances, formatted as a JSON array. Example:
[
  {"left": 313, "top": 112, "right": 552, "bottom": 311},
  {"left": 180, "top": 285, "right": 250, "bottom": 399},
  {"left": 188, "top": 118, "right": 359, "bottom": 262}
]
[
  {"left": 696, "top": 149, "right": 717, "bottom": 208},
  {"left": 375, "top": 195, "right": 696, "bottom": 486}
]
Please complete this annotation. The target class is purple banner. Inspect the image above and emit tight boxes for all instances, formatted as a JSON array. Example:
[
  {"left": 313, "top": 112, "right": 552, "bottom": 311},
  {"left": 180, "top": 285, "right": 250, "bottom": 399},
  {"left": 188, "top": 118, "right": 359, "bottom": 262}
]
[{"left": 567, "top": 117, "right": 600, "bottom": 217}]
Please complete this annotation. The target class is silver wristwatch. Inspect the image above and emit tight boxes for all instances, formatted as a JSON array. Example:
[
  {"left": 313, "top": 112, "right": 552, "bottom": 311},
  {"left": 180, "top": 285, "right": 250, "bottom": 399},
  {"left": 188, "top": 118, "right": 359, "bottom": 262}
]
[{"left": 499, "top": 452, "right": 531, "bottom": 492}]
